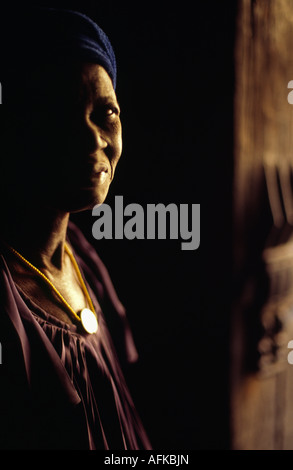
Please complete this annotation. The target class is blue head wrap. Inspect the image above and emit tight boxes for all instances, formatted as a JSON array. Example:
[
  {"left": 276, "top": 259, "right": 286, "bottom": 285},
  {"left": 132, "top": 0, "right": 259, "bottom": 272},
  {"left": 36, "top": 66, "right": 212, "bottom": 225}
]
[
  {"left": 38, "top": 8, "right": 117, "bottom": 89},
  {"left": 1, "top": 7, "right": 117, "bottom": 90}
]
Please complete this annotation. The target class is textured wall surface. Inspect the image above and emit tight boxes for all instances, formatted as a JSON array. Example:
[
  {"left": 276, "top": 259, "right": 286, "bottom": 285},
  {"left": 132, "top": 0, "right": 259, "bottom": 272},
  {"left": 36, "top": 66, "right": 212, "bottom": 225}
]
[{"left": 232, "top": 0, "right": 293, "bottom": 450}]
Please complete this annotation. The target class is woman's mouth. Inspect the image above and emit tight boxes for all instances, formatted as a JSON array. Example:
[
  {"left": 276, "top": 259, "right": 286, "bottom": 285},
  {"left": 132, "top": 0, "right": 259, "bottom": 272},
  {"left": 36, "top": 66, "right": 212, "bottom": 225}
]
[
  {"left": 86, "top": 162, "right": 110, "bottom": 185},
  {"left": 93, "top": 169, "right": 108, "bottom": 185}
]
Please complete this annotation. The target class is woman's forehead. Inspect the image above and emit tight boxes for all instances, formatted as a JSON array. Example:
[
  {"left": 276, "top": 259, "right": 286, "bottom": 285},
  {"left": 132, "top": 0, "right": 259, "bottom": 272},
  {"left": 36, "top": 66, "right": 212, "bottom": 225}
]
[
  {"left": 70, "top": 63, "right": 117, "bottom": 105},
  {"left": 29, "top": 62, "right": 116, "bottom": 108}
]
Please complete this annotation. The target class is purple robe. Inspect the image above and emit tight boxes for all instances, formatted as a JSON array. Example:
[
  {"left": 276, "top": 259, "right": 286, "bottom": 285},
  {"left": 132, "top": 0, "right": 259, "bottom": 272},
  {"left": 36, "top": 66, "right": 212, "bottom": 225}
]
[{"left": 0, "top": 221, "right": 151, "bottom": 449}]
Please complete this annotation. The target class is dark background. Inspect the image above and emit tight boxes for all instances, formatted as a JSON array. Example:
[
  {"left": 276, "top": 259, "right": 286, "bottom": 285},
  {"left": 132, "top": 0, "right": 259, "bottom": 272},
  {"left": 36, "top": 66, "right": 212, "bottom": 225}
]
[{"left": 16, "top": 0, "right": 237, "bottom": 449}]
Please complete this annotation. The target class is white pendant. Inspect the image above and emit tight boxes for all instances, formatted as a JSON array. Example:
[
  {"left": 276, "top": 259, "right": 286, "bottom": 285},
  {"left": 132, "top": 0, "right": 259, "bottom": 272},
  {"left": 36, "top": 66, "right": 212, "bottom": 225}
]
[{"left": 80, "top": 308, "right": 98, "bottom": 334}]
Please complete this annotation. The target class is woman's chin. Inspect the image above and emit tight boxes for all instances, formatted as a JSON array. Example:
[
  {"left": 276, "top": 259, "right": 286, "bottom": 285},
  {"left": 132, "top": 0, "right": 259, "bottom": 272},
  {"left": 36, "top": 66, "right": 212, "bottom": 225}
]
[{"left": 51, "top": 185, "right": 110, "bottom": 213}]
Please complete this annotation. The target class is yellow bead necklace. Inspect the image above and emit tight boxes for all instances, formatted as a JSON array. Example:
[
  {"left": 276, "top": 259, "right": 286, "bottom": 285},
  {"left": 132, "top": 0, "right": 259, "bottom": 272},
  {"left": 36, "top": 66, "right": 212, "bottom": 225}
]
[{"left": 7, "top": 242, "right": 98, "bottom": 334}]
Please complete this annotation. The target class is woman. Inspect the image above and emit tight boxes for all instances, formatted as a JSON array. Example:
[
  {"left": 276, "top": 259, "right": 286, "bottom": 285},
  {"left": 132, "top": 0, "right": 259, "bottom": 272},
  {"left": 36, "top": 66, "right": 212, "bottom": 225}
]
[{"left": 0, "top": 7, "right": 151, "bottom": 449}]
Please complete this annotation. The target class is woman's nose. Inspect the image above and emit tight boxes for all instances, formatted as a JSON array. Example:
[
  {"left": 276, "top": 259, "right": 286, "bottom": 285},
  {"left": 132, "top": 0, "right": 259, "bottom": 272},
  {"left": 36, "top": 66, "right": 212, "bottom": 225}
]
[
  {"left": 79, "top": 117, "right": 108, "bottom": 155},
  {"left": 88, "top": 120, "right": 108, "bottom": 152}
]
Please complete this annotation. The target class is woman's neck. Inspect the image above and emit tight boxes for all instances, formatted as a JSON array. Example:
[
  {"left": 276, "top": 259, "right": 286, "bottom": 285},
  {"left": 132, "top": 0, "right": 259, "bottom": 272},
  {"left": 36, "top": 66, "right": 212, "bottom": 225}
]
[{"left": 1, "top": 203, "right": 70, "bottom": 273}]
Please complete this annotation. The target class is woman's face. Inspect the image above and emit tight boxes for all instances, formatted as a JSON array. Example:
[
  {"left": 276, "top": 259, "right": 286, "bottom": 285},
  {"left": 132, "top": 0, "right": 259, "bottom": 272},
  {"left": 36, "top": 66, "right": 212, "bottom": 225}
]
[{"left": 11, "top": 62, "right": 122, "bottom": 212}]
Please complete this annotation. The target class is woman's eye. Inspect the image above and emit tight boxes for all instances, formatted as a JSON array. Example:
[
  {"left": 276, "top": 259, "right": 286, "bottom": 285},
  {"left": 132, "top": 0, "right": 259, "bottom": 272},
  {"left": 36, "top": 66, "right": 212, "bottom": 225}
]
[
  {"left": 105, "top": 106, "right": 119, "bottom": 118},
  {"left": 89, "top": 105, "right": 120, "bottom": 125}
]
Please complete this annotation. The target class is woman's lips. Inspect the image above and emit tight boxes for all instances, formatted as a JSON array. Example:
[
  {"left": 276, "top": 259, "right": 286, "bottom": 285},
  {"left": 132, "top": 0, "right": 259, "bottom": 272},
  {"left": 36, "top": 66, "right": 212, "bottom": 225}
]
[
  {"left": 92, "top": 169, "right": 108, "bottom": 184},
  {"left": 91, "top": 163, "right": 109, "bottom": 184},
  {"left": 76, "top": 161, "right": 110, "bottom": 188},
  {"left": 88, "top": 162, "right": 109, "bottom": 184}
]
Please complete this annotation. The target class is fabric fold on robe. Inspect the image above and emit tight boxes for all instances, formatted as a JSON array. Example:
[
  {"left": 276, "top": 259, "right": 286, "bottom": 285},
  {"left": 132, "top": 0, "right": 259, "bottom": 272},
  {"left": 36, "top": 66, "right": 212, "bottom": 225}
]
[{"left": 0, "top": 221, "right": 151, "bottom": 450}]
